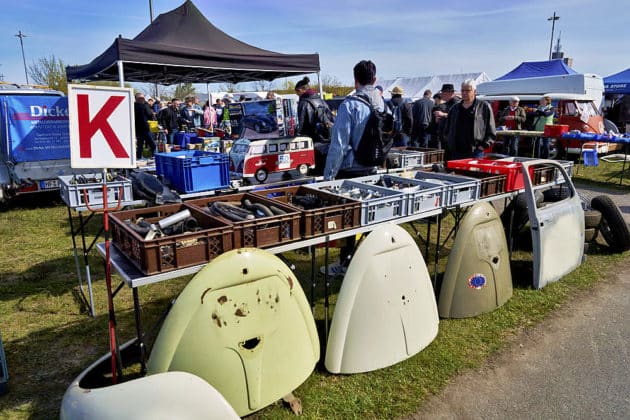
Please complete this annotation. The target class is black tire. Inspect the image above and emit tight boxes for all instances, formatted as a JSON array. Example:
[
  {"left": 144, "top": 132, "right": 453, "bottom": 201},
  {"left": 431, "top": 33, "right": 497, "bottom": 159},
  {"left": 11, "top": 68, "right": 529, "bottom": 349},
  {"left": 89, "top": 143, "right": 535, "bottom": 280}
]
[
  {"left": 584, "top": 210, "right": 602, "bottom": 229},
  {"left": 584, "top": 227, "right": 599, "bottom": 242},
  {"left": 254, "top": 168, "right": 268, "bottom": 183},
  {"left": 590, "top": 195, "right": 630, "bottom": 252},
  {"left": 501, "top": 191, "right": 543, "bottom": 232},
  {"left": 296, "top": 164, "right": 309, "bottom": 176}
]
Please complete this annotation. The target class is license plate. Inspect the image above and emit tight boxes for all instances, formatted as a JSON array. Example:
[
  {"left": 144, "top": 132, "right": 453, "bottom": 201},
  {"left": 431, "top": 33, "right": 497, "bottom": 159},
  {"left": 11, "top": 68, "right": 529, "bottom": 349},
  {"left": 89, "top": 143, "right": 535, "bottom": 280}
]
[{"left": 40, "top": 179, "right": 60, "bottom": 190}]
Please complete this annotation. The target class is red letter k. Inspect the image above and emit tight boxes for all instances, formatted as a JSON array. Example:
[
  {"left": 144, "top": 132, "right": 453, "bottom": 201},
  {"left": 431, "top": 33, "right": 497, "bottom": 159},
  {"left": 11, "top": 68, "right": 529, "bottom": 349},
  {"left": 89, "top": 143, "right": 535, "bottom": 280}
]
[{"left": 77, "top": 94, "right": 130, "bottom": 158}]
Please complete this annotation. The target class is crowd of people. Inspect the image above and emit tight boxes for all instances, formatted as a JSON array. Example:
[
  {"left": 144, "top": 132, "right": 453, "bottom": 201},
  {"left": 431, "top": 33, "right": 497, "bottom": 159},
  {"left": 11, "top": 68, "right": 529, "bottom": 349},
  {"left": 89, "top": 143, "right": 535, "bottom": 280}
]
[{"left": 134, "top": 91, "right": 282, "bottom": 158}]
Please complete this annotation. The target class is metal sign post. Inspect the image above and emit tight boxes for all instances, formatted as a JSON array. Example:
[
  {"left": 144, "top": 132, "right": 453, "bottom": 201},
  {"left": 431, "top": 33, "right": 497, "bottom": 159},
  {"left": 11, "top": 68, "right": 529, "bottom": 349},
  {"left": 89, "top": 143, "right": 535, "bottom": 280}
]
[{"left": 68, "top": 83, "right": 136, "bottom": 384}]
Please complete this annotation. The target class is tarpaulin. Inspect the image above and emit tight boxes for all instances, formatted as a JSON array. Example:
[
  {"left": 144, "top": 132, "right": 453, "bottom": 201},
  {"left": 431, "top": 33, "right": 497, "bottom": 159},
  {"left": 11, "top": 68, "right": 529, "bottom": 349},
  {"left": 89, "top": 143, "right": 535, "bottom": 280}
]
[{"left": 2, "top": 96, "right": 70, "bottom": 162}]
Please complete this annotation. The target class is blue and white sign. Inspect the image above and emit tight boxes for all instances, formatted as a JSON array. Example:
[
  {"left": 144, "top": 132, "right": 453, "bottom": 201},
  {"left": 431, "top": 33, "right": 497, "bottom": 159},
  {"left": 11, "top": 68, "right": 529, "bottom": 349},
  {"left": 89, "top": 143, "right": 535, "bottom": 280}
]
[{"left": 2, "top": 95, "right": 70, "bottom": 163}]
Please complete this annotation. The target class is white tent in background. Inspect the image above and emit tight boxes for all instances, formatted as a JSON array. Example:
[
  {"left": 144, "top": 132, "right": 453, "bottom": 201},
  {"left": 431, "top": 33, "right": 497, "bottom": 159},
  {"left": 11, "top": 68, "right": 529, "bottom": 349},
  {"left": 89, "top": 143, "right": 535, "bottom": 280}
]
[{"left": 377, "top": 72, "right": 491, "bottom": 99}]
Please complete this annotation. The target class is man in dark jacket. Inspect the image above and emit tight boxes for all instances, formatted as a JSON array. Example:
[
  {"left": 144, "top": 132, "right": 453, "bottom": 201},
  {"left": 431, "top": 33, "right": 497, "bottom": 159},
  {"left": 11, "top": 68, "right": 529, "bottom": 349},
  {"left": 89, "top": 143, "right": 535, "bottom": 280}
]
[
  {"left": 295, "top": 77, "right": 334, "bottom": 143},
  {"left": 434, "top": 83, "right": 460, "bottom": 151},
  {"left": 411, "top": 89, "right": 434, "bottom": 147},
  {"left": 389, "top": 86, "right": 413, "bottom": 147},
  {"left": 444, "top": 80, "right": 496, "bottom": 160},
  {"left": 134, "top": 92, "right": 156, "bottom": 158},
  {"left": 158, "top": 98, "right": 181, "bottom": 145}
]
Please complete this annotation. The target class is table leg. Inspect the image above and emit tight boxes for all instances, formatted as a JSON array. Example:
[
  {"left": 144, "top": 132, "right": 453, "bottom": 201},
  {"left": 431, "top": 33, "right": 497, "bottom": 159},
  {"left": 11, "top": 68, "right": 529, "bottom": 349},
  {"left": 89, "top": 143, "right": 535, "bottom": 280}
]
[
  {"left": 78, "top": 211, "right": 96, "bottom": 317},
  {"left": 132, "top": 287, "right": 147, "bottom": 374},
  {"left": 310, "top": 245, "right": 316, "bottom": 315}
]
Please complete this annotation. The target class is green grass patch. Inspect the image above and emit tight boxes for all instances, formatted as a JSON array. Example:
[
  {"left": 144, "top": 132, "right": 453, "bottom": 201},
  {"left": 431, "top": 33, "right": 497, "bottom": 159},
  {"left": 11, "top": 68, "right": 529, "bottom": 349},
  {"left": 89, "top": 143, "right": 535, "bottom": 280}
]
[
  {"left": 0, "top": 195, "right": 627, "bottom": 419},
  {"left": 571, "top": 159, "right": 630, "bottom": 188}
]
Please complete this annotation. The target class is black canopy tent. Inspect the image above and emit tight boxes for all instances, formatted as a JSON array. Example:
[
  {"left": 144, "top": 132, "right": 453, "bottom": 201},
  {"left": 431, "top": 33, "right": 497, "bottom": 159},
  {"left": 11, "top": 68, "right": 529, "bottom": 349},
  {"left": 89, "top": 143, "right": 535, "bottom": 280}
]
[{"left": 66, "top": 0, "right": 320, "bottom": 87}]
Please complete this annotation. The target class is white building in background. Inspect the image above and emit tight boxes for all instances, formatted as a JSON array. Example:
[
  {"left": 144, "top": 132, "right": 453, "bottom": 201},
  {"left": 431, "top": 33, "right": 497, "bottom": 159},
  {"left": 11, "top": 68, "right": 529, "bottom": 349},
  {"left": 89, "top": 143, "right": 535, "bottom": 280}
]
[{"left": 375, "top": 72, "right": 491, "bottom": 100}]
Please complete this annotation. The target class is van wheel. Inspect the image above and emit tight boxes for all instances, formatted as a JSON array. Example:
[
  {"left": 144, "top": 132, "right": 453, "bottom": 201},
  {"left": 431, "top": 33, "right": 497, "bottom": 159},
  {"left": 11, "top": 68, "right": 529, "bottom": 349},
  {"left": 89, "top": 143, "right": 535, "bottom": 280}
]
[
  {"left": 590, "top": 195, "right": 630, "bottom": 252},
  {"left": 255, "top": 168, "right": 268, "bottom": 183},
  {"left": 296, "top": 164, "right": 309, "bottom": 176}
]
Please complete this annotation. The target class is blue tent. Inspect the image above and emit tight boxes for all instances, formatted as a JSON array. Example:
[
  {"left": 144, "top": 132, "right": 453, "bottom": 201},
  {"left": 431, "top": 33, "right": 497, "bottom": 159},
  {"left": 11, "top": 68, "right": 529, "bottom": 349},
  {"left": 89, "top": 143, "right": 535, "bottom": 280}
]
[
  {"left": 603, "top": 68, "right": 630, "bottom": 94},
  {"left": 495, "top": 60, "right": 577, "bottom": 81}
]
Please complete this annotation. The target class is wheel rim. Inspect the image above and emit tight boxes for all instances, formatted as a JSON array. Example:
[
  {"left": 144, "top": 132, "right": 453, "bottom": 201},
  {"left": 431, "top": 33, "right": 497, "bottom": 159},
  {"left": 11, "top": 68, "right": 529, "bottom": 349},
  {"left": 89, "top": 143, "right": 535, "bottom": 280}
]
[
  {"left": 297, "top": 164, "right": 308, "bottom": 175},
  {"left": 255, "top": 169, "right": 267, "bottom": 182}
]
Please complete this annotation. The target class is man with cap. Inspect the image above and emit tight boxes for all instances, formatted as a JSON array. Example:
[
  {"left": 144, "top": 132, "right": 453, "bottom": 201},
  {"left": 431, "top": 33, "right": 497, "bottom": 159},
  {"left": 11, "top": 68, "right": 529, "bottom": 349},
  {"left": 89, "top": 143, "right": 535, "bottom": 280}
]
[
  {"left": 411, "top": 89, "right": 434, "bottom": 147},
  {"left": 498, "top": 96, "right": 526, "bottom": 156},
  {"left": 375, "top": 85, "right": 384, "bottom": 97},
  {"left": 388, "top": 86, "right": 413, "bottom": 147},
  {"left": 434, "top": 83, "right": 460, "bottom": 150}
]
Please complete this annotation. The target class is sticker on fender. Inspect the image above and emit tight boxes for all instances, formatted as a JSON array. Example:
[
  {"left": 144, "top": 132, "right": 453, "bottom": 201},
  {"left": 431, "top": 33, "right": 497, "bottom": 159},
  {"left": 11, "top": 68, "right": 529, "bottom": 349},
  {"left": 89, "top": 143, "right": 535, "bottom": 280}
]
[{"left": 467, "top": 273, "right": 487, "bottom": 289}]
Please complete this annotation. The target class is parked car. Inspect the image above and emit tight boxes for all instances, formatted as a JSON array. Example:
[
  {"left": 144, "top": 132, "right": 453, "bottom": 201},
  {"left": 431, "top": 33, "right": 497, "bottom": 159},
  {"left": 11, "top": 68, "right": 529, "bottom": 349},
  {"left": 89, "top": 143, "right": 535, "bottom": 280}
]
[
  {"left": 242, "top": 113, "right": 278, "bottom": 134},
  {"left": 479, "top": 93, "right": 617, "bottom": 158}
]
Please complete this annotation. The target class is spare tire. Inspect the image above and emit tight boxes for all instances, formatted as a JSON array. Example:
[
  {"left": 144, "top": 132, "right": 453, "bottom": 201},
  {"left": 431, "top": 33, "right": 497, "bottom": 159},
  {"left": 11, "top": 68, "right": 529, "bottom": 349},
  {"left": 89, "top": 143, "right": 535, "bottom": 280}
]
[
  {"left": 584, "top": 210, "right": 602, "bottom": 229},
  {"left": 590, "top": 195, "right": 630, "bottom": 252},
  {"left": 584, "top": 227, "right": 599, "bottom": 243}
]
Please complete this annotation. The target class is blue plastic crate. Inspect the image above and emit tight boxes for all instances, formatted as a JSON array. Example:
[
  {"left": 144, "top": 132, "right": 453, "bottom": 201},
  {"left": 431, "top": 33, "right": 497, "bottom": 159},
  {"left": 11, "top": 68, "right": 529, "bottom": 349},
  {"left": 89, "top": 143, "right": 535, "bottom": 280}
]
[{"left": 155, "top": 151, "right": 230, "bottom": 193}]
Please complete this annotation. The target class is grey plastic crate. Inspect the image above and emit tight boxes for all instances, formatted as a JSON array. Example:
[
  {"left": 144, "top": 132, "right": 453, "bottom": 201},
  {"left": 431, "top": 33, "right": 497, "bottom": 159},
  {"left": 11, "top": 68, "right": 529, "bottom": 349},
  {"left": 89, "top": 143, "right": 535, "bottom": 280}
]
[
  {"left": 305, "top": 179, "right": 407, "bottom": 225},
  {"left": 413, "top": 171, "right": 479, "bottom": 206},
  {"left": 352, "top": 174, "right": 445, "bottom": 215},
  {"left": 388, "top": 147, "right": 445, "bottom": 169},
  {"left": 59, "top": 174, "right": 134, "bottom": 210}
]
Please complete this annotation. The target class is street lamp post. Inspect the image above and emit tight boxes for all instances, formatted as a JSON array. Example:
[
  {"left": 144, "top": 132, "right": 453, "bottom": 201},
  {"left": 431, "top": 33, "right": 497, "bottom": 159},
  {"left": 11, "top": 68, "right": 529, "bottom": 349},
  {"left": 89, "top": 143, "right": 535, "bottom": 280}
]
[
  {"left": 15, "top": 30, "right": 29, "bottom": 84},
  {"left": 547, "top": 12, "right": 560, "bottom": 60}
]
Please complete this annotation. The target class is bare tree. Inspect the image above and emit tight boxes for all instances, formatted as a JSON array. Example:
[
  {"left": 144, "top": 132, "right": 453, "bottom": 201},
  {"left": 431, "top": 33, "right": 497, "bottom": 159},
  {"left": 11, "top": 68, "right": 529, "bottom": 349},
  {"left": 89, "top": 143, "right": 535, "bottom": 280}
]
[
  {"left": 173, "top": 83, "right": 196, "bottom": 100},
  {"left": 254, "top": 80, "right": 274, "bottom": 92},
  {"left": 28, "top": 55, "right": 67, "bottom": 93}
]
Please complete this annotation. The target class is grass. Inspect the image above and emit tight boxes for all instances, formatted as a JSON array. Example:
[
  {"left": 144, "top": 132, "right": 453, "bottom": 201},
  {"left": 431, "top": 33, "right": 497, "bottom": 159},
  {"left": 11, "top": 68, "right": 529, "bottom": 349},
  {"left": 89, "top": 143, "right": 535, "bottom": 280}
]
[
  {"left": 571, "top": 158, "right": 630, "bottom": 188},
  {"left": 0, "top": 187, "right": 628, "bottom": 419}
]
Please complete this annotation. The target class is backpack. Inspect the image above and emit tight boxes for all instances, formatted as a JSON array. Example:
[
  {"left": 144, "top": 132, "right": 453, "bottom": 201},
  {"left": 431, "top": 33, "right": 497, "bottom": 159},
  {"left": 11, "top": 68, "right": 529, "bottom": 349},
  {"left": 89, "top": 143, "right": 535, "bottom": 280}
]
[
  {"left": 353, "top": 94, "right": 394, "bottom": 166},
  {"left": 388, "top": 101, "right": 405, "bottom": 133},
  {"left": 305, "top": 98, "right": 334, "bottom": 142}
]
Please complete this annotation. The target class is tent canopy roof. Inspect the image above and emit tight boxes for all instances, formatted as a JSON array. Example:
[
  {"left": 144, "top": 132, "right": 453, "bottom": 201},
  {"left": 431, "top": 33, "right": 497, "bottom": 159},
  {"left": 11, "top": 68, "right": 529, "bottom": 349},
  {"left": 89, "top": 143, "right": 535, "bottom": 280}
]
[
  {"left": 603, "top": 68, "right": 630, "bottom": 94},
  {"left": 495, "top": 60, "right": 577, "bottom": 81},
  {"left": 65, "top": 0, "right": 320, "bottom": 84},
  {"left": 377, "top": 72, "right": 490, "bottom": 99}
]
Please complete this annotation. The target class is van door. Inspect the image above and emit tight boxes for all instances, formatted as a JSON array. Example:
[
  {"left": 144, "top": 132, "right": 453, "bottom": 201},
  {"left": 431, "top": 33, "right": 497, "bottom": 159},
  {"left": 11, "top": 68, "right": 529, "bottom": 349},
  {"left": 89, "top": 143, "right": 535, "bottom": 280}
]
[{"left": 521, "top": 161, "right": 584, "bottom": 289}]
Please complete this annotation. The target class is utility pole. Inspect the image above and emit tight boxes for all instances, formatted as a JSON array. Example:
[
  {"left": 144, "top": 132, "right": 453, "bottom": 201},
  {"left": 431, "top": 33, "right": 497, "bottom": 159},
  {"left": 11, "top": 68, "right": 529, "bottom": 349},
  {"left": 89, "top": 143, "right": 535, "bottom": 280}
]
[
  {"left": 15, "top": 30, "right": 29, "bottom": 84},
  {"left": 149, "top": 0, "right": 154, "bottom": 23},
  {"left": 547, "top": 12, "right": 560, "bottom": 60}
]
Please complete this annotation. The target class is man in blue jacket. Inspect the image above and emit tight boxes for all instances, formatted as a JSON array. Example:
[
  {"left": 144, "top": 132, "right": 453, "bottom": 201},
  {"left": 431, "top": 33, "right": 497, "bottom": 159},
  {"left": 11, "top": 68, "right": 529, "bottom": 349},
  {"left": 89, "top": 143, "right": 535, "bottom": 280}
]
[
  {"left": 324, "top": 60, "right": 384, "bottom": 180},
  {"left": 321, "top": 60, "right": 384, "bottom": 276}
]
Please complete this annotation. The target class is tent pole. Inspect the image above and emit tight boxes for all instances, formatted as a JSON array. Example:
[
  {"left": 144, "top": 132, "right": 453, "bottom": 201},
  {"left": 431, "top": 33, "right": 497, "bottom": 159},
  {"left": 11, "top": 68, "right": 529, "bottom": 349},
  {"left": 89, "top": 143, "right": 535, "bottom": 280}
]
[
  {"left": 117, "top": 61, "right": 125, "bottom": 88},
  {"left": 317, "top": 72, "right": 323, "bottom": 97}
]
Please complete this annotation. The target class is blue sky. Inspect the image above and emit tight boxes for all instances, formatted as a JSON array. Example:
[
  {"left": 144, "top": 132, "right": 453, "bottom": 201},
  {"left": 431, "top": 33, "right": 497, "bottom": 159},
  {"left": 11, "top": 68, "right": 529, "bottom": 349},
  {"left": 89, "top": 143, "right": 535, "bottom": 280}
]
[{"left": 0, "top": 0, "right": 626, "bottom": 89}]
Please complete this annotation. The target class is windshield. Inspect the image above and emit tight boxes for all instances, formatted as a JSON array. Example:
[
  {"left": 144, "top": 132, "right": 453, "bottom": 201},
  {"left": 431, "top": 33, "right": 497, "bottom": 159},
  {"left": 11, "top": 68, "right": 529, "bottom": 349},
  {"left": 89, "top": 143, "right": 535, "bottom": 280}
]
[{"left": 231, "top": 143, "right": 248, "bottom": 154}]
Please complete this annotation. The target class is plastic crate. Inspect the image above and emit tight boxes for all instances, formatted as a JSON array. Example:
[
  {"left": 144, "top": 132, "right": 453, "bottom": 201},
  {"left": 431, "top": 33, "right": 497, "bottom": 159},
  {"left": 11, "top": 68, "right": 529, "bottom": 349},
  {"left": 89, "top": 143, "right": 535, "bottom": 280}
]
[
  {"left": 305, "top": 180, "right": 407, "bottom": 225},
  {"left": 185, "top": 193, "right": 301, "bottom": 247},
  {"left": 451, "top": 170, "right": 507, "bottom": 198},
  {"left": 388, "top": 147, "right": 445, "bottom": 169},
  {"left": 413, "top": 171, "right": 479, "bottom": 206},
  {"left": 109, "top": 204, "right": 233, "bottom": 275},
  {"left": 497, "top": 157, "right": 574, "bottom": 187},
  {"left": 543, "top": 124, "right": 569, "bottom": 137},
  {"left": 253, "top": 186, "right": 361, "bottom": 238},
  {"left": 155, "top": 150, "right": 230, "bottom": 193},
  {"left": 352, "top": 174, "right": 445, "bottom": 215},
  {"left": 59, "top": 174, "right": 133, "bottom": 210}
]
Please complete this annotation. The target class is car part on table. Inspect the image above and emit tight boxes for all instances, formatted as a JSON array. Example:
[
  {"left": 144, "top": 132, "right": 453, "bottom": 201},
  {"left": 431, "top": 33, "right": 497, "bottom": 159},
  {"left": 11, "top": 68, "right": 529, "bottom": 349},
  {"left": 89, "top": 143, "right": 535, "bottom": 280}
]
[
  {"left": 147, "top": 248, "right": 319, "bottom": 417},
  {"left": 325, "top": 224, "right": 439, "bottom": 374},
  {"left": 128, "top": 170, "right": 181, "bottom": 205},
  {"left": 439, "top": 202, "right": 513, "bottom": 318}
]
